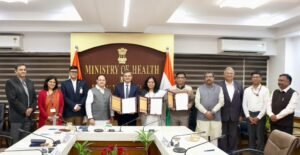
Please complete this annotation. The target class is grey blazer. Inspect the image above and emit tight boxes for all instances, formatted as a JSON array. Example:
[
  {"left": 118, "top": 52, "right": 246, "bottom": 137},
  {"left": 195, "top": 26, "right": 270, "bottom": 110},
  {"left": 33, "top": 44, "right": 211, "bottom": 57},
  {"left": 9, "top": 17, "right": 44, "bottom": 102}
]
[
  {"left": 218, "top": 80, "right": 244, "bottom": 122},
  {"left": 5, "top": 77, "right": 37, "bottom": 122}
]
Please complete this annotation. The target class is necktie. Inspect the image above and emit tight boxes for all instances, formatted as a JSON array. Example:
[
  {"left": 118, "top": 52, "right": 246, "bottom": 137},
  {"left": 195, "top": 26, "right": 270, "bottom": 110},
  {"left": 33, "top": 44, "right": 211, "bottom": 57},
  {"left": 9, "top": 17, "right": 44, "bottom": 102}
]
[
  {"left": 22, "top": 80, "right": 30, "bottom": 107},
  {"left": 281, "top": 91, "right": 285, "bottom": 102},
  {"left": 125, "top": 84, "right": 129, "bottom": 98}
]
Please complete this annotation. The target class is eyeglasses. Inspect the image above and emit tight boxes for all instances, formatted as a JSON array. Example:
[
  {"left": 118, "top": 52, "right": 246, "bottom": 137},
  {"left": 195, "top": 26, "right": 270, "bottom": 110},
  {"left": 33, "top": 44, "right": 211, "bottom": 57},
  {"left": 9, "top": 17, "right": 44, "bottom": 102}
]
[{"left": 70, "top": 71, "right": 78, "bottom": 73}]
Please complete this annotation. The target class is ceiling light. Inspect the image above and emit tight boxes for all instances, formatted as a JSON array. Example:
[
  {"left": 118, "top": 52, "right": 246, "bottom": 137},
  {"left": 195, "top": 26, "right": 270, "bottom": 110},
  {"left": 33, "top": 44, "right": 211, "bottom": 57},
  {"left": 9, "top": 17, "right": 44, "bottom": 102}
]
[
  {"left": 217, "top": 0, "right": 271, "bottom": 9},
  {"left": 0, "top": 0, "right": 28, "bottom": 4},
  {"left": 123, "top": 0, "right": 131, "bottom": 27}
]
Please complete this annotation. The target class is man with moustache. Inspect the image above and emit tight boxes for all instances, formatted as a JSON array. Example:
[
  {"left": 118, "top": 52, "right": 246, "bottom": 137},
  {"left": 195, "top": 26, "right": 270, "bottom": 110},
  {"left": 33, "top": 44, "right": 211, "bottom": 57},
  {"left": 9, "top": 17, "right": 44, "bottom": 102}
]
[
  {"left": 267, "top": 74, "right": 299, "bottom": 134},
  {"left": 169, "top": 72, "right": 194, "bottom": 127},
  {"left": 5, "top": 64, "right": 37, "bottom": 143},
  {"left": 195, "top": 72, "right": 224, "bottom": 146}
]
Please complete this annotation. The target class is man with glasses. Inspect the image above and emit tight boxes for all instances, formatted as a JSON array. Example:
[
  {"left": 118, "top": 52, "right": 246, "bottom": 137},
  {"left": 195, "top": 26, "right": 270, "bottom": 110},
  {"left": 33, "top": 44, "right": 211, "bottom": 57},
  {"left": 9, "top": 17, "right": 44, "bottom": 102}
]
[
  {"left": 169, "top": 72, "right": 194, "bottom": 127},
  {"left": 61, "top": 66, "right": 88, "bottom": 125}
]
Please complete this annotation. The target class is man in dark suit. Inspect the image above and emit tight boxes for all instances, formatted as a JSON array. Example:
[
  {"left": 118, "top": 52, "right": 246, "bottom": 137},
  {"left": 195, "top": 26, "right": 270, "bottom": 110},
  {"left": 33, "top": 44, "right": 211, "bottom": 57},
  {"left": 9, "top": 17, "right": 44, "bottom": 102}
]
[
  {"left": 5, "top": 64, "right": 37, "bottom": 144},
  {"left": 218, "top": 67, "right": 244, "bottom": 153},
  {"left": 61, "top": 66, "right": 88, "bottom": 125},
  {"left": 114, "top": 70, "right": 139, "bottom": 126}
]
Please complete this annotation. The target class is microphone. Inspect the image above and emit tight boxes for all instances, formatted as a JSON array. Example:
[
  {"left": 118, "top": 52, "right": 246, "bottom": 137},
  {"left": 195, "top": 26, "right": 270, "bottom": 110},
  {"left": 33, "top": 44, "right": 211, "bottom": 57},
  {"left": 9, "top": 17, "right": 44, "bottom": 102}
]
[
  {"left": 183, "top": 135, "right": 226, "bottom": 155},
  {"left": 142, "top": 117, "right": 165, "bottom": 132},
  {"left": 170, "top": 131, "right": 205, "bottom": 146},
  {"left": 119, "top": 117, "right": 141, "bottom": 132},
  {"left": 18, "top": 128, "right": 61, "bottom": 147}
]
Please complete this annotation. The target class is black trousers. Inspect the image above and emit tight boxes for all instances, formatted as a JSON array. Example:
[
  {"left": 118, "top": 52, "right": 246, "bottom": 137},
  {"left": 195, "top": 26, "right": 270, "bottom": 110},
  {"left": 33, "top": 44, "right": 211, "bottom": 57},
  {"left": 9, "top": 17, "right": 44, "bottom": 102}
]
[
  {"left": 247, "top": 112, "right": 266, "bottom": 151},
  {"left": 271, "top": 124, "right": 293, "bottom": 135},
  {"left": 116, "top": 113, "right": 138, "bottom": 126},
  {"left": 219, "top": 120, "right": 239, "bottom": 153}
]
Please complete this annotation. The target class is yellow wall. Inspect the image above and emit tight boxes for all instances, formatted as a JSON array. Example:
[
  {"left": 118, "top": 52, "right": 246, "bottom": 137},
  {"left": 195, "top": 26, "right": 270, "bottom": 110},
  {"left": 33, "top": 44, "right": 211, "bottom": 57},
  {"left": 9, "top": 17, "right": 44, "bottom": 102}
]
[{"left": 70, "top": 33, "right": 174, "bottom": 64}]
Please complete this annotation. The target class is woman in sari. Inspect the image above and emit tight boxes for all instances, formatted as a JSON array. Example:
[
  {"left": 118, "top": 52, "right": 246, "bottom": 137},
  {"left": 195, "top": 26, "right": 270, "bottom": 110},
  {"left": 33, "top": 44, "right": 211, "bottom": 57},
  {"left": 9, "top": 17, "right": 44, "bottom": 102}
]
[{"left": 38, "top": 76, "right": 64, "bottom": 127}]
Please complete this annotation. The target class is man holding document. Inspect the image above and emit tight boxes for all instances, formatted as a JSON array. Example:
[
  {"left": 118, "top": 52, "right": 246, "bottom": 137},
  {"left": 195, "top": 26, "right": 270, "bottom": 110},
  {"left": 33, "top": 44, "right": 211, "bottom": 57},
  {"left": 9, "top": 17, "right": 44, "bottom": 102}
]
[
  {"left": 195, "top": 72, "right": 224, "bottom": 146},
  {"left": 169, "top": 72, "right": 194, "bottom": 127},
  {"left": 114, "top": 70, "right": 139, "bottom": 126}
]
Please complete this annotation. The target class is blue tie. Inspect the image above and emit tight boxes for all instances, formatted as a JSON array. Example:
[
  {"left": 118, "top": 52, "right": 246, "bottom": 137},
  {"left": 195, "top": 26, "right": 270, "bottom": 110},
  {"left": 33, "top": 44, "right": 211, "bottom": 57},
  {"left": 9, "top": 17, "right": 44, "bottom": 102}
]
[{"left": 125, "top": 84, "right": 129, "bottom": 98}]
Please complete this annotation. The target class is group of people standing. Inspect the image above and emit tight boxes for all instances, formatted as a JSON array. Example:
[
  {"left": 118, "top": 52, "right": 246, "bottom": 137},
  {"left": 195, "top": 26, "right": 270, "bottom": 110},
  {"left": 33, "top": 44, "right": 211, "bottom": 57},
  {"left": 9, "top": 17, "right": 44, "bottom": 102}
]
[
  {"left": 5, "top": 64, "right": 299, "bottom": 155},
  {"left": 193, "top": 67, "right": 299, "bottom": 154}
]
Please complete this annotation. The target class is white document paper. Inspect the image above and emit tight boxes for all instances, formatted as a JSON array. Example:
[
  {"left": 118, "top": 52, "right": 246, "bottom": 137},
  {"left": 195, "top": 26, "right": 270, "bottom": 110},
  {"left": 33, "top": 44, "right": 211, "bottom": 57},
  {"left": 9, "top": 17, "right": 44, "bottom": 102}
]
[
  {"left": 150, "top": 98, "right": 163, "bottom": 115},
  {"left": 122, "top": 97, "right": 136, "bottom": 114},
  {"left": 175, "top": 93, "right": 189, "bottom": 110}
]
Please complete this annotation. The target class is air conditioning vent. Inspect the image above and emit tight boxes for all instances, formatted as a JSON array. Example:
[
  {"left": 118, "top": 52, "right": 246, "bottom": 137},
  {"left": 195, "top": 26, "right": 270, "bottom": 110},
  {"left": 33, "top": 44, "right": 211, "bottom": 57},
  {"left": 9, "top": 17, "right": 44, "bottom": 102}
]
[
  {"left": 218, "top": 39, "right": 266, "bottom": 53},
  {"left": 0, "top": 35, "right": 23, "bottom": 50}
]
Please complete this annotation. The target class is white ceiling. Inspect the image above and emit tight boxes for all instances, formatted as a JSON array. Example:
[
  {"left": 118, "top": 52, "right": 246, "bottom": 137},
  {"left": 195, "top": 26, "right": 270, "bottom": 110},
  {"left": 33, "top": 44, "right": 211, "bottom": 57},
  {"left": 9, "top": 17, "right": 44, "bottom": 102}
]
[{"left": 1, "top": 0, "right": 300, "bottom": 38}]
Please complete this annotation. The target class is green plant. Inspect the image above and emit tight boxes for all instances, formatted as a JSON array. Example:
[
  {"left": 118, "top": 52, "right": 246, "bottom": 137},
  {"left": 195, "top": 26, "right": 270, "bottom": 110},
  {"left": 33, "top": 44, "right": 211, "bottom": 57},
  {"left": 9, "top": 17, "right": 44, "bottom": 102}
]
[
  {"left": 74, "top": 141, "right": 92, "bottom": 155},
  {"left": 136, "top": 130, "right": 154, "bottom": 155}
]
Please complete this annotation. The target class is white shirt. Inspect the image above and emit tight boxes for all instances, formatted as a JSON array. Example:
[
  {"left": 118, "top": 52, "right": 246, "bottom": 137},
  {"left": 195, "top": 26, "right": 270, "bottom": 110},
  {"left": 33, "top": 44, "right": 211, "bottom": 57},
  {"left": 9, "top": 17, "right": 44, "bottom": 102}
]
[
  {"left": 195, "top": 84, "right": 224, "bottom": 114},
  {"left": 267, "top": 86, "right": 299, "bottom": 120},
  {"left": 71, "top": 79, "right": 77, "bottom": 93},
  {"left": 123, "top": 82, "right": 131, "bottom": 98},
  {"left": 145, "top": 90, "right": 166, "bottom": 98},
  {"left": 242, "top": 84, "right": 270, "bottom": 119},
  {"left": 225, "top": 81, "right": 235, "bottom": 102},
  {"left": 85, "top": 85, "right": 112, "bottom": 119}
]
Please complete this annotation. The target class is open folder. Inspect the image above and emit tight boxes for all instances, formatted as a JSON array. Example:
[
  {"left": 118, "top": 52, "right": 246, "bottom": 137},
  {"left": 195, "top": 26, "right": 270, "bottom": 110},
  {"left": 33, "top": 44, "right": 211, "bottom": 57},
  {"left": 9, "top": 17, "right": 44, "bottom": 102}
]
[
  {"left": 167, "top": 91, "right": 189, "bottom": 111},
  {"left": 139, "top": 96, "right": 163, "bottom": 115},
  {"left": 112, "top": 96, "right": 137, "bottom": 114}
]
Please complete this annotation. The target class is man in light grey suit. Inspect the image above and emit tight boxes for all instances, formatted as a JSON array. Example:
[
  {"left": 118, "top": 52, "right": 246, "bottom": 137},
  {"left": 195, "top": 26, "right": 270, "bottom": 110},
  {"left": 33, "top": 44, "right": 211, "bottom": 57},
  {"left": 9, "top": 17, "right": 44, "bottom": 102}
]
[
  {"left": 218, "top": 67, "right": 244, "bottom": 153},
  {"left": 85, "top": 74, "right": 113, "bottom": 126},
  {"left": 5, "top": 64, "right": 37, "bottom": 144}
]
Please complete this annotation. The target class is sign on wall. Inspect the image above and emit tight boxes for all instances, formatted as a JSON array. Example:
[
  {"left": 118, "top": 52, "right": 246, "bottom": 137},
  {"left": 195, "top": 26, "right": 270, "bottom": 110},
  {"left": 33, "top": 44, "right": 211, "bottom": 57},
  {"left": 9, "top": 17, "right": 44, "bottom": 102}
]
[{"left": 78, "top": 43, "right": 166, "bottom": 90}]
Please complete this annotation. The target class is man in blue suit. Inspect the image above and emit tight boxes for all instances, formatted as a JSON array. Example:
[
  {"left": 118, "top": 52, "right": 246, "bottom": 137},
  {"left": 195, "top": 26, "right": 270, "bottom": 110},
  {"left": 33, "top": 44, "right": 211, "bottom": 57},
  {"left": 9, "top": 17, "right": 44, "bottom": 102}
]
[
  {"left": 218, "top": 67, "right": 244, "bottom": 153},
  {"left": 114, "top": 70, "right": 139, "bottom": 126},
  {"left": 61, "top": 66, "right": 88, "bottom": 125}
]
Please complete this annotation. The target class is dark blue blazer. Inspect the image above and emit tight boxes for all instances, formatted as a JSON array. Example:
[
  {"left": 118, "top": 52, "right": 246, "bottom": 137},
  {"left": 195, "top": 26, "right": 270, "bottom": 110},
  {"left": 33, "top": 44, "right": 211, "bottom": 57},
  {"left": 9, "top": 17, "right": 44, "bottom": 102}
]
[
  {"left": 114, "top": 83, "right": 139, "bottom": 99},
  {"left": 218, "top": 80, "right": 244, "bottom": 122},
  {"left": 114, "top": 83, "right": 139, "bottom": 120},
  {"left": 61, "top": 79, "right": 88, "bottom": 118}
]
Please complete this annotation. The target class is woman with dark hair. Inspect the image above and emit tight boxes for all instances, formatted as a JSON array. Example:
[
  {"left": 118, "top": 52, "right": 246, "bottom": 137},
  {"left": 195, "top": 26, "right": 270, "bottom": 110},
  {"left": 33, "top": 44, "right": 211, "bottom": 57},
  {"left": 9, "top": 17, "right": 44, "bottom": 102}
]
[
  {"left": 38, "top": 76, "right": 64, "bottom": 127},
  {"left": 140, "top": 76, "right": 166, "bottom": 126}
]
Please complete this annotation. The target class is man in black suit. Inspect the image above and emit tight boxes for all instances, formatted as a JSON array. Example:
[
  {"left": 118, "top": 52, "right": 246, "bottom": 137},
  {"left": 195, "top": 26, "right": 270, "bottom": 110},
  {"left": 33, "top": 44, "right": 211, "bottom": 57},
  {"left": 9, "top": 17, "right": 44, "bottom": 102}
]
[
  {"left": 114, "top": 70, "right": 139, "bottom": 126},
  {"left": 5, "top": 64, "right": 37, "bottom": 144},
  {"left": 218, "top": 67, "right": 244, "bottom": 153},
  {"left": 61, "top": 66, "right": 88, "bottom": 125}
]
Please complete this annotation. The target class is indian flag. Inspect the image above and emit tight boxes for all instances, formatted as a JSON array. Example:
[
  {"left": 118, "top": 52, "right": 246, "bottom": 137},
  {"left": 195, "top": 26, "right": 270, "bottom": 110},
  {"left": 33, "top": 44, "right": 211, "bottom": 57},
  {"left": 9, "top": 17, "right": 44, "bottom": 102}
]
[
  {"left": 71, "top": 48, "right": 83, "bottom": 80},
  {"left": 160, "top": 51, "right": 175, "bottom": 126}
]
